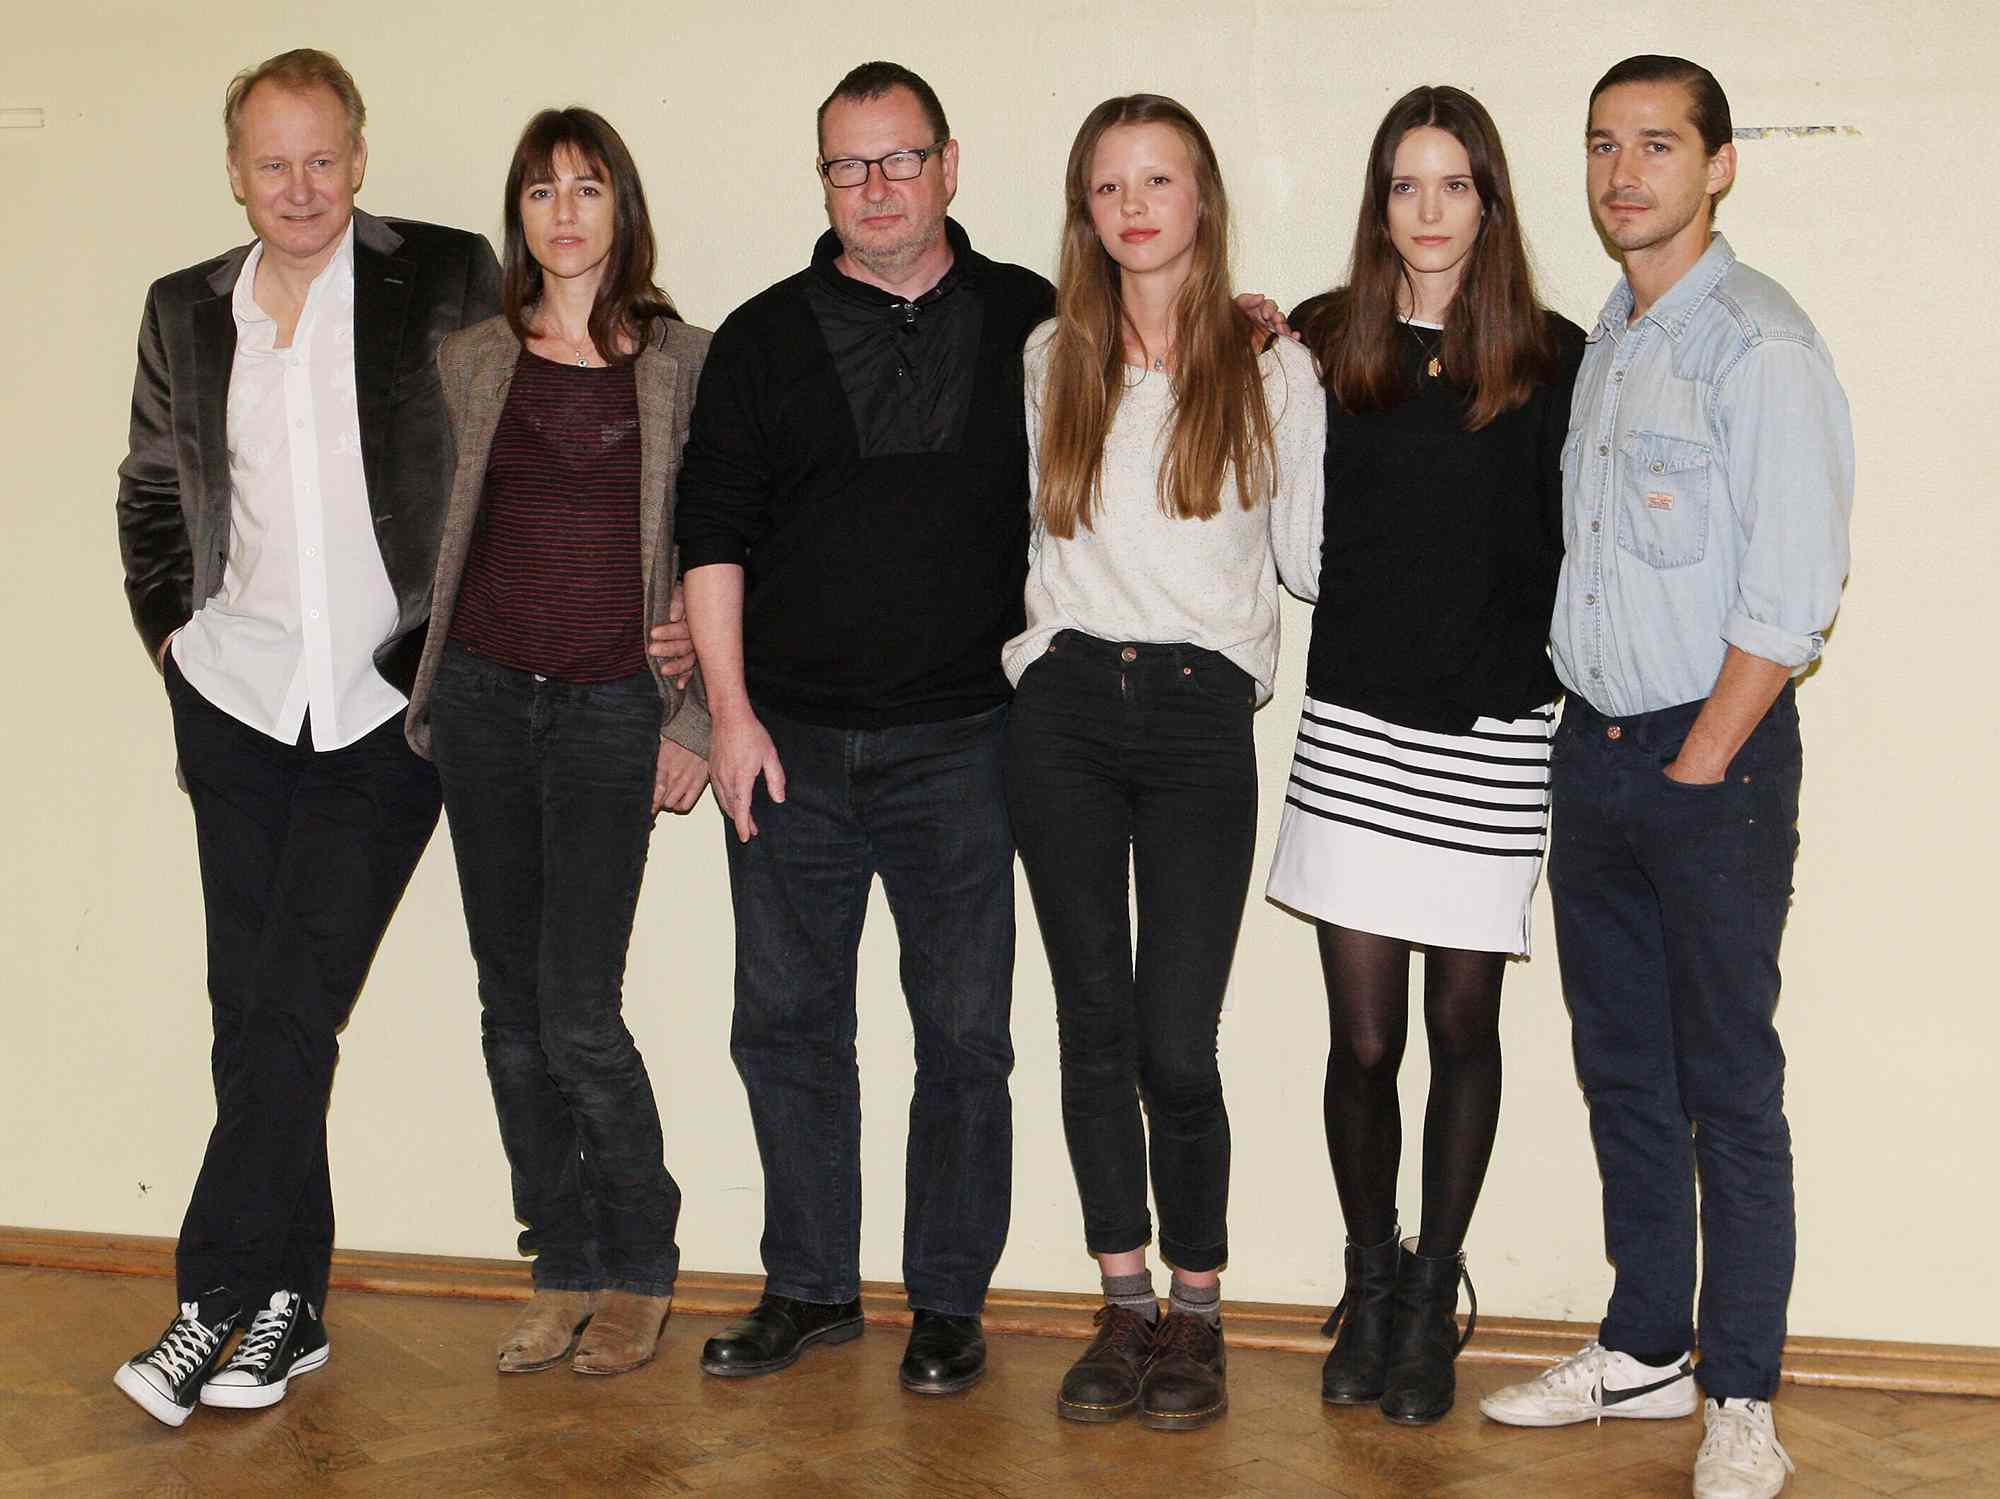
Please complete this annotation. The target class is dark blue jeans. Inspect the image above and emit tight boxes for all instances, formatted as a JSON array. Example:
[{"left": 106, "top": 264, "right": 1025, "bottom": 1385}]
[
  {"left": 1549, "top": 686, "right": 1802, "bottom": 1401},
  {"left": 724, "top": 703, "right": 1015, "bottom": 1316},
  {"left": 165, "top": 655, "right": 441, "bottom": 1312},
  {"left": 1006, "top": 634, "right": 1257, "bottom": 1273},
  {"left": 429, "top": 644, "right": 681, "bottom": 1296}
]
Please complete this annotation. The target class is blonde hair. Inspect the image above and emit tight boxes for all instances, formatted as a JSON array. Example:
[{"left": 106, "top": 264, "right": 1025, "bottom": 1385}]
[
  {"left": 224, "top": 48, "right": 365, "bottom": 151},
  {"left": 1035, "top": 95, "right": 1275, "bottom": 540}
]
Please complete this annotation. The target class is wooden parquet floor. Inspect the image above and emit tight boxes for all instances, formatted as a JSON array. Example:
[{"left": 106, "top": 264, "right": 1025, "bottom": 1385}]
[{"left": 5, "top": 1266, "right": 1998, "bottom": 1498}]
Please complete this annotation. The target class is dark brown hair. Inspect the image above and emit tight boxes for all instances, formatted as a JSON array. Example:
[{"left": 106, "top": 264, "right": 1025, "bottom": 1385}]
[
  {"left": 1590, "top": 55, "right": 1733, "bottom": 155},
  {"left": 1302, "top": 85, "right": 1554, "bottom": 431},
  {"left": 1036, "top": 94, "right": 1275, "bottom": 539},
  {"left": 224, "top": 48, "right": 365, "bottom": 151},
  {"left": 501, "top": 108, "right": 678, "bottom": 366},
  {"left": 817, "top": 61, "right": 950, "bottom": 154}
]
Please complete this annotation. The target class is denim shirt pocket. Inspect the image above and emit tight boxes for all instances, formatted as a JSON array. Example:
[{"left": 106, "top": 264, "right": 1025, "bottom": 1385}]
[{"left": 1616, "top": 430, "right": 1711, "bottom": 569}]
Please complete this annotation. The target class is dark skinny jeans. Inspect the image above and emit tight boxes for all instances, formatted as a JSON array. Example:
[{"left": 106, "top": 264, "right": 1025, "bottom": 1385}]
[
  {"left": 429, "top": 643, "right": 681, "bottom": 1296},
  {"left": 1006, "top": 632, "right": 1258, "bottom": 1272}
]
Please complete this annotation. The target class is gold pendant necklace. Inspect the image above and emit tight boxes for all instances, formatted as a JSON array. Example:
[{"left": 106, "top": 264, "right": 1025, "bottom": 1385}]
[{"left": 1407, "top": 321, "right": 1443, "bottom": 379}]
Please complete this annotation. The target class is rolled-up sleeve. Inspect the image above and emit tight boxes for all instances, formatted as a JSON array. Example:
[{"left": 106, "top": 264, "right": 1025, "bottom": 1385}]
[
  {"left": 674, "top": 312, "right": 772, "bottom": 572},
  {"left": 1718, "top": 336, "right": 1854, "bottom": 669}
]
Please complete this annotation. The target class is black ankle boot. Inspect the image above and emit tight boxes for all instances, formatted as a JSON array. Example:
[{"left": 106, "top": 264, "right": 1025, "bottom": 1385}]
[
  {"left": 1379, "top": 1244, "right": 1476, "bottom": 1424},
  {"left": 1320, "top": 1227, "right": 1401, "bottom": 1404}
]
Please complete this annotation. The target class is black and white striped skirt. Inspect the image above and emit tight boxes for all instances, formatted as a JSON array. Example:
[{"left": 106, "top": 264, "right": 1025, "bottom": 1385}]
[{"left": 1266, "top": 696, "right": 1555, "bottom": 956}]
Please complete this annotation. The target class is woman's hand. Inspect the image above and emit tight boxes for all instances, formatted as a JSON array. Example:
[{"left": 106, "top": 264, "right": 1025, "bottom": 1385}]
[
  {"left": 707, "top": 707, "right": 786, "bottom": 841},
  {"left": 646, "top": 585, "right": 697, "bottom": 688},
  {"left": 654, "top": 739, "right": 710, "bottom": 815},
  {"left": 1234, "top": 291, "right": 1299, "bottom": 345}
]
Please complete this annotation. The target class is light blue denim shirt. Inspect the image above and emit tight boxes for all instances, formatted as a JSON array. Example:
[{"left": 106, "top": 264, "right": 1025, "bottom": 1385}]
[{"left": 1551, "top": 235, "right": 1853, "bottom": 716}]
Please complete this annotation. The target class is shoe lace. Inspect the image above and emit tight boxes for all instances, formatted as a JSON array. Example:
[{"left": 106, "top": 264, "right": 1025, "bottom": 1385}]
[
  {"left": 220, "top": 1296, "right": 292, "bottom": 1373},
  {"left": 1536, "top": 1340, "right": 1618, "bottom": 1425},
  {"left": 145, "top": 1302, "right": 225, "bottom": 1382},
  {"left": 1151, "top": 1310, "right": 1217, "bottom": 1361},
  {"left": 1091, "top": 1303, "right": 1155, "bottom": 1353},
  {"left": 1700, "top": 1400, "right": 1796, "bottom": 1476}
]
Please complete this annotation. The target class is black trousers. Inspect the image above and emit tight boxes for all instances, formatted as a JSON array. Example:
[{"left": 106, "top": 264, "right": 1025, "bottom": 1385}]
[
  {"left": 1006, "top": 633, "right": 1257, "bottom": 1272},
  {"left": 165, "top": 656, "right": 441, "bottom": 1310}
]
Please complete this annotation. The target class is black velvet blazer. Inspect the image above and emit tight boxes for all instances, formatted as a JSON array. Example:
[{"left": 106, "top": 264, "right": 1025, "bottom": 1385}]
[{"left": 115, "top": 209, "right": 502, "bottom": 695}]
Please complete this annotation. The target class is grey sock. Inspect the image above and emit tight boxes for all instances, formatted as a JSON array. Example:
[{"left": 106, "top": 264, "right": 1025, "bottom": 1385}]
[
  {"left": 1168, "top": 1275, "right": 1221, "bottom": 1327},
  {"left": 1103, "top": 1270, "right": 1159, "bottom": 1322}
]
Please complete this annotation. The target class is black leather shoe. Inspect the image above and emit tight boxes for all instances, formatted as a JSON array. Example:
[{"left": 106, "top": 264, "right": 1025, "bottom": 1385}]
[
  {"left": 1139, "top": 1311, "right": 1227, "bottom": 1430},
  {"left": 1379, "top": 1245, "right": 1476, "bottom": 1424},
  {"left": 698, "top": 1294, "right": 864, "bottom": 1377},
  {"left": 1321, "top": 1227, "right": 1401, "bottom": 1404},
  {"left": 898, "top": 1309, "right": 986, "bottom": 1394},
  {"left": 1056, "top": 1303, "right": 1155, "bottom": 1422}
]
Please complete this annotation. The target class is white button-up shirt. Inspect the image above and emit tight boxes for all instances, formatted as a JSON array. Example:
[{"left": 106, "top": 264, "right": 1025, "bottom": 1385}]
[{"left": 171, "top": 220, "right": 405, "bottom": 750}]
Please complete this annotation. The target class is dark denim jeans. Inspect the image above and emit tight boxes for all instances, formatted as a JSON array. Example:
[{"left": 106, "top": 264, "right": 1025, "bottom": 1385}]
[
  {"left": 1549, "top": 685, "right": 1802, "bottom": 1401},
  {"left": 724, "top": 702, "right": 1015, "bottom": 1316},
  {"left": 165, "top": 655, "right": 441, "bottom": 1311},
  {"left": 1005, "top": 633, "right": 1257, "bottom": 1272},
  {"left": 429, "top": 644, "right": 681, "bottom": 1296}
]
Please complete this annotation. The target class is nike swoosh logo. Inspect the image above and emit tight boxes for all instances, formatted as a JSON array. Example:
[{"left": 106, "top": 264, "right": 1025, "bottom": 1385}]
[{"left": 1602, "top": 1367, "right": 1692, "bottom": 1405}]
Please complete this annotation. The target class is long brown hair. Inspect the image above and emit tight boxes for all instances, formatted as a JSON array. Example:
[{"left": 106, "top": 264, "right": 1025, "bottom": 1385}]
[
  {"left": 500, "top": 107, "right": 678, "bottom": 367},
  {"left": 1303, "top": 86, "right": 1553, "bottom": 430},
  {"left": 1036, "top": 95, "right": 1276, "bottom": 540}
]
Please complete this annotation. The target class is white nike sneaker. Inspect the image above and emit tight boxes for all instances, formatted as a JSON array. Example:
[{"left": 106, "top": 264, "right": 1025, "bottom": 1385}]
[
  {"left": 1479, "top": 1340, "right": 1698, "bottom": 1427},
  {"left": 1693, "top": 1398, "right": 1794, "bottom": 1498}
]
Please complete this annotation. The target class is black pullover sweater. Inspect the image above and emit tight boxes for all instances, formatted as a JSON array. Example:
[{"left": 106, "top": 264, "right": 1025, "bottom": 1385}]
[
  {"left": 676, "top": 220, "right": 1054, "bottom": 727},
  {"left": 1292, "top": 298, "right": 1587, "bottom": 734}
]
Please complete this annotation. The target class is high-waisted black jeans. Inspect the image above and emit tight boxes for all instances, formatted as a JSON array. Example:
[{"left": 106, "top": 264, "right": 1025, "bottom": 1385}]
[
  {"left": 429, "top": 643, "right": 681, "bottom": 1296},
  {"left": 1006, "top": 632, "right": 1258, "bottom": 1271}
]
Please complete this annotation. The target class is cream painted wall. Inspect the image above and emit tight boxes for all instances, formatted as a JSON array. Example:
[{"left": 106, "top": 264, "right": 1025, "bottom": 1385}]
[{"left": 3, "top": 0, "right": 1991, "bottom": 1345}]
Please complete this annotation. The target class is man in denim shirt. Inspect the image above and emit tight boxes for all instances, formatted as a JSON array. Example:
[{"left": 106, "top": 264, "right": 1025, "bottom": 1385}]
[{"left": 1479, "top": 56, "right": 1852, "bottom": 1499}]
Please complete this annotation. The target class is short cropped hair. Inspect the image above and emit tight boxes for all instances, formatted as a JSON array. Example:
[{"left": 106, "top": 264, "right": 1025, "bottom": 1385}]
[
  {"left": 224, "top": 48, "right": 366, "bottom": 151},
  {"left": 1588, "top": 54, "right": 1732, "bottom": 155},
  {"left": 816, "top": 61, "right": 949, "bottom": 152}
]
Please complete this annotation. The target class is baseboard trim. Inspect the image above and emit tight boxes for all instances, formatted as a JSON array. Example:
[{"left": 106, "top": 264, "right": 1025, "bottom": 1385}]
[{"left": 8, "top": 1225, "right": 1994, "bottom": 1397}]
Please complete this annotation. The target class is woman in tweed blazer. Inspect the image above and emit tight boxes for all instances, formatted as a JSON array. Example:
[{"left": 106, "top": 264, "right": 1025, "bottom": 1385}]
[{"left": 404, "top": 107, "right": 708, "bottom": 1380}]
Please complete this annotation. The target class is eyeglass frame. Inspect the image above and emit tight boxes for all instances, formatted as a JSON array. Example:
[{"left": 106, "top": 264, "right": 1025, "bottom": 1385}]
[{"left": 816, "top": 140, "right": 950, "bottom": 189}]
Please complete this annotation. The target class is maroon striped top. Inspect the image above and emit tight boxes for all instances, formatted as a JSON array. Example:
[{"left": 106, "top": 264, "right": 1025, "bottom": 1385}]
[{"left": 450, "top": 349, "right": 646, "bottom": 682}]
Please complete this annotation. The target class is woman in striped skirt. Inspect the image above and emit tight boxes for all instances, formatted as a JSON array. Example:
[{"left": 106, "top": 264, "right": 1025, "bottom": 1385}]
[{"left": 1266, "top": 86, "right": 1586, "bottom": 1424}]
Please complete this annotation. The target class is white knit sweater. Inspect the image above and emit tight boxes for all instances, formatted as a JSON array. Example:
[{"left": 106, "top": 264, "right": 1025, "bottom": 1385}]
[{"left": 1002, "top": 321, "right": 1325, "bottom": 704}]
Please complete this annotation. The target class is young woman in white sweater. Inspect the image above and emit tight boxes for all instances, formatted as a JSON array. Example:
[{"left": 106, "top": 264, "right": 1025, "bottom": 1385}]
[{"left": 1003, "top": 93, "right": 1323, "bottom": 1431}]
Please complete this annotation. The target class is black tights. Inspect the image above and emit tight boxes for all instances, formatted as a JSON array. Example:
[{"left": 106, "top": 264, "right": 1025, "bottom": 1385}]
[{"left": 1316, "top": 922, "right": 1506, "bottom": 1257}]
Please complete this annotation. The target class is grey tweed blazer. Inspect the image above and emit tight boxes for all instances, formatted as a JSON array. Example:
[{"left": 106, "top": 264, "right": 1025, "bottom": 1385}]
[{"left": 404, "top": 313, "right": 712, "bottom": 759}]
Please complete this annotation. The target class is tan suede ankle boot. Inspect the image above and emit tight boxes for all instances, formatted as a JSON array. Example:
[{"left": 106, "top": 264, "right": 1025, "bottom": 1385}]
[
  {"left": 497, "top": 1290, "right": 600, "bottom": 1373},
  {"left": 571, "top": 1291, "right": 672, "bottom": 1376}
]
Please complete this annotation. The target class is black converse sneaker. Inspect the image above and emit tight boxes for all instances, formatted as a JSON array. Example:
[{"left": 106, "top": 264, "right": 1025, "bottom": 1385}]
[
  {"left": 199, "top": 1290, "right": 329, "bottom": 1409},
  {"left": 113, "top": 1291, "right": 242, "bottom": 1427}
]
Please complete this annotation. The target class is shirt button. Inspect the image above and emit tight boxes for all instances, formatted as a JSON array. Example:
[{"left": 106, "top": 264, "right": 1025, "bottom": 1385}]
[
  {"left": 1598, "top": 443, "right": 1609, "bottom": 456},
  {"left": 1585, "top": 593, "right": 1597, "bottom": 604},
  {"left": 1613, "top": 370, "right": 1624, "bottom": 382},
  {"left": 295, "top": 419, "right": 305, "bottom": 430},
  {"left": 1119, "top": 646, "right": 1138, "bottom": 663},
  {"left": 1591, "top": 520, "right": 1601, "bottom": 533},
  {"left": 304, "top": 546, "right": 318, "bottom": 558},
  {"left": 1590, "top": 668, "right": 1603, "bottom": 680},
  {"left": 1605, "top": 725, "right": 1623, "bottom": 741},
  {"left": 1651, "top": 461, "right": 1665, "bottom": 474}
]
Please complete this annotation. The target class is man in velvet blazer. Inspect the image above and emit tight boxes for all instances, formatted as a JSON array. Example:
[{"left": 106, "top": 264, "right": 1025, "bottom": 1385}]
[{"left": 111, "top": 49, "right": 499, "bottom": 1429}]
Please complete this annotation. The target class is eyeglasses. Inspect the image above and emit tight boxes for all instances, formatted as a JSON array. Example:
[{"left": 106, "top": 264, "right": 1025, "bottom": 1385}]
[{"left": 817, "top": 141, "right": 948, "bottom": 189}]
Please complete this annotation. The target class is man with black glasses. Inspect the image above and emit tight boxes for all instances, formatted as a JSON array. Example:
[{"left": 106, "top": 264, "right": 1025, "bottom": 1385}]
[{"left": 669, "top": 60, "right": 1053, "bottom": 1395}]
